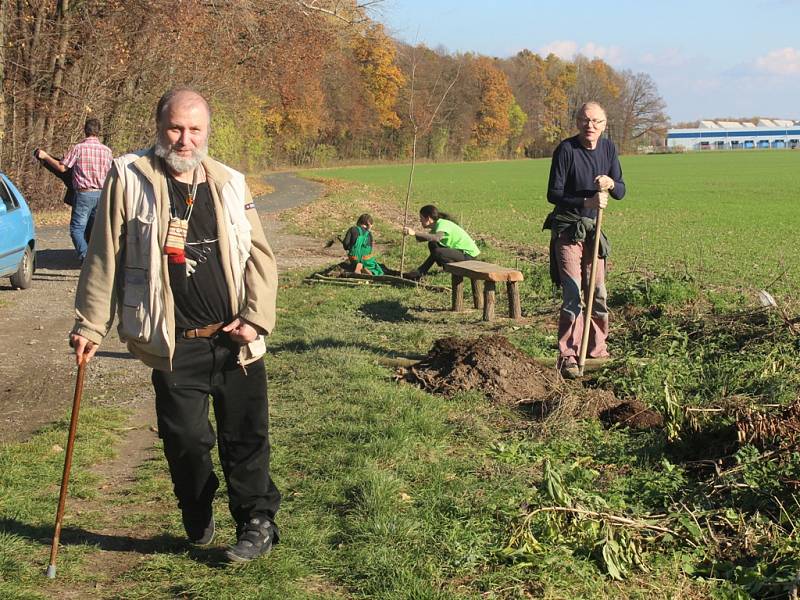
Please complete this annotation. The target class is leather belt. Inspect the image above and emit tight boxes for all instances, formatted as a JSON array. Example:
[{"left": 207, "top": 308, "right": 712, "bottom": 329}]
[
  {"left": 76, "top": 188, "right": 101, "bottom": 192},
  {"left": 179, "top": 322, "right": 224, "bottom": 339}
]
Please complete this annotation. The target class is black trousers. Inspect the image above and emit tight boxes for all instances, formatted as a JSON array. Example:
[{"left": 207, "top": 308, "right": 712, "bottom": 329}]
[
  {"left": 418, "top": 242, "right": 472, "bottom": 274},
  {"left": 152, "top": 335, "right": 281, "bottom": 534}
]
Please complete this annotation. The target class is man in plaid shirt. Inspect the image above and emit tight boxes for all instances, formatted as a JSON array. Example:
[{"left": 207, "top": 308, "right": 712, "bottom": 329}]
[{"left": 36, "top": 118, "right": 112, "bottom": 262}]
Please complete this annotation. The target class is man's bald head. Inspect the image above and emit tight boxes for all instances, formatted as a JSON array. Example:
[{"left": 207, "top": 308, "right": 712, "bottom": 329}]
[
  {"left": 576, "top": 101, "right": 606, "bottom": 120},
  {"left": 155, "top": 87, "right": 211, "bottom": 128},
  {"left": 575, "top": 101, "right": 607, "bottom": 149},
  {"left": 154, "top": 87, "right": 211, "bottom": 176}
]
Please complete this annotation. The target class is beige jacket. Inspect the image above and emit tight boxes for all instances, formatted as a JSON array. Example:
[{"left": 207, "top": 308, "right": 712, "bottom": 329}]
[{"left": 72, "top": 148, "right": 278, "bottom": 371}]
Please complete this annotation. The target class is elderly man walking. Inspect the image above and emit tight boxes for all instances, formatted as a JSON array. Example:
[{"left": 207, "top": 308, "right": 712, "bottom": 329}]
[
  {"left": 544, "top": 101, "right": 626, "bottom": 379},
  {"left": 35, "top": 118, "right": 112, "bottom": 262},
  {"left": 70, "top": 88, "right": 281, "bottom": 562}
]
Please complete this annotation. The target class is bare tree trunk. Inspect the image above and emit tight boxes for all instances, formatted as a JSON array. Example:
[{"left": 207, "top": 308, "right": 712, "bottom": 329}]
[
  {"left": 42, "top": 0, "right": 72, "bottom": 149},
  {"left": 0, "top": 0, "right": 7, "bottom": 166},
  {"left": 10, "top": 65, "right": 18, "bottom": 171},
  {"left": 22, "top": 0, "right": 46, "bottom": 140}
]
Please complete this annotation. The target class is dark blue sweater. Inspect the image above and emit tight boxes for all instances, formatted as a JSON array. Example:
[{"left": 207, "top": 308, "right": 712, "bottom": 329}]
[{"left": 546, "top": 136, "right": 625, "bottom": 215}]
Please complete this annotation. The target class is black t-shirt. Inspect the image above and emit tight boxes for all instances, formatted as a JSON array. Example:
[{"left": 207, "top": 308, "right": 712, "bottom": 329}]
[{"left": 166, "top": 174, "right": 232, "bottom": 329}]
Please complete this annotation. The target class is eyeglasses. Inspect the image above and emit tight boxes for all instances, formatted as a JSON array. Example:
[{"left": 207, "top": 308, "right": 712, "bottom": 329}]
[{"left": 578, "top": 118, "right": 606, "bottom": 127}]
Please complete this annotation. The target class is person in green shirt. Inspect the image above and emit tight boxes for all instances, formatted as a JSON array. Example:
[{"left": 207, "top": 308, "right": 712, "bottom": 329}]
[
  {"left": 402, "top": 204, "right": 479, "bottom": 280},
  {"left": 341, "top": 213, "right": 384, "bottom": 276}
]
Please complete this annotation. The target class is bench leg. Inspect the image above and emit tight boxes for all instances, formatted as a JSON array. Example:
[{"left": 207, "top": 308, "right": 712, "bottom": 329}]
[
  {"left": 451, "top": 274, "right": 464, "bottom": 312},
  {"left": 507, "top": 281, "right": 521, "bottom": 320},
  {"left": 471, "top": 279, "right": 483, "bottom": 309},
  {"left": 483, "top": 281, "right": 496, "bottom": 321}
]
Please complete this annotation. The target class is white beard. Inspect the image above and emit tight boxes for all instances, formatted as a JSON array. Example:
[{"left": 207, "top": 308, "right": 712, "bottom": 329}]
[{"left": 155, "top": 138, "right": 208, "bottom": 174}]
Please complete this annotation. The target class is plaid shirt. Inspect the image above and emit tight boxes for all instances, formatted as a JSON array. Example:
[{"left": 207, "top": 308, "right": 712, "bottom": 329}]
[{"left": 62, "top": 136, "right": 113, "bottom": 191}]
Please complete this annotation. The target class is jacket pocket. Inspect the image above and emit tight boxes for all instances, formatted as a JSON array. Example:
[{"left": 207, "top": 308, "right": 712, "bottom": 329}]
[
  {"left": 125, "top": 211, "right": 156, "bottom": 269},
  {"left": 121, "top": 267, "right": 151, "bottom": 342}
]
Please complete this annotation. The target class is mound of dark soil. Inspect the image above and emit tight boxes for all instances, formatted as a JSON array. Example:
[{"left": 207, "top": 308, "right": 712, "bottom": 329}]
[
  {"left": 399, "top": 335, "right": 664, "bottom": 431},
  {"left": 401, "top": 335, "right": 558, "bottom": 404},
  {"left": 599, "top": 400, "right": 664, "bottom": 430}
]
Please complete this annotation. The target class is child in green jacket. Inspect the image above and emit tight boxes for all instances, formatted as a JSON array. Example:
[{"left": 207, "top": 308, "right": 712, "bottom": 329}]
[{"left": 342, "top": 213, "right": 384, "bottom": 276}]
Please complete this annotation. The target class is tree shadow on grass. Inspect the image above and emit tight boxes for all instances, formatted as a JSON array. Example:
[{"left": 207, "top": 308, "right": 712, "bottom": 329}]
[
  {"left": 323, "top": 484, "right": 365, "bottom": 547},
  {"left": 359, "top": 300, "right": 416, "bottom": 323},
  {"left": 270, "top": 337, "right": 425, "bottom": 361},
  {"left": 0, "top": 517, "right": 231, "bottom": 568}
]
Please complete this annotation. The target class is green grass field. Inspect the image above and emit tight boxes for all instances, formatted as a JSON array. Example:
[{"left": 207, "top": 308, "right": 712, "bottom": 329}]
[
  {"left": 4, "top": 274, "right": 745, "bottom": 600},
  {"left": 306, "top": 151, "right": 800, "bottom": 296},
  {"left": 2, "top": 152, "right": 799, "bottom": 599}
]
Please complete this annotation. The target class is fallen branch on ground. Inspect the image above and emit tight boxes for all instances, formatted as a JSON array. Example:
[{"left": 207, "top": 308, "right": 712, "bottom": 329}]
[
  {"left": 338, "top": 271, "right": 451, "bottom": 292},
  {"left": 305, "top": 267, "right": 451, "bottom": 292},
  {"left": 522, "top": 506, "right": 683, "bottom": 538},
  {"left": 304, "top": 276, "right": 370, "bottom": 287}
]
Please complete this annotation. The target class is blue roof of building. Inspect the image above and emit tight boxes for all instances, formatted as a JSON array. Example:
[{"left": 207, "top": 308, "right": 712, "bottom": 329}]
[{"left": 667, "top": 127, "right": 800, "bottom": 139}]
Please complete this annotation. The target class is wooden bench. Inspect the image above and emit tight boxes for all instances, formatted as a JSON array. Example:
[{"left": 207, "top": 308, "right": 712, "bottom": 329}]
[{"left": 442, "top": 260, "right": 524, "bottom": 321}]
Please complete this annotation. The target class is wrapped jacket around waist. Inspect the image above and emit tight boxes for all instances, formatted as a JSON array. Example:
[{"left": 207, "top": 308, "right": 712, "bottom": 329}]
[{"left": 542, "top": 210, "right": 610, "bottom": 286}]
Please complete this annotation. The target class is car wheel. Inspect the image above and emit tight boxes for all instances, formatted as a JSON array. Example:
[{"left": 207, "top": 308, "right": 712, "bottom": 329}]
[{"left": 10, "top": 246, "right": 34, "bottom": 289}]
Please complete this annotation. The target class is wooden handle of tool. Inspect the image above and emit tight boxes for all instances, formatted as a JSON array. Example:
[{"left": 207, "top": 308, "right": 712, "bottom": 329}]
[
  {"left": 578, "top": 208, "right": 604, "bottom": 376},
  {"left": 47, "top": 358, "right": 87, "bottom": 578}
]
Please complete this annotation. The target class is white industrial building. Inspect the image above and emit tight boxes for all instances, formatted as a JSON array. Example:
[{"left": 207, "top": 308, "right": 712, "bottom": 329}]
[{"left": 666, "top": 119, "right": 800, "bottom": 150}]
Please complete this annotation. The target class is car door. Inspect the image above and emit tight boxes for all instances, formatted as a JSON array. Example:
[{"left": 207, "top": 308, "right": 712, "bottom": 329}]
[{"left": 0, "top": 174, "right": 26, "bottom": 276}]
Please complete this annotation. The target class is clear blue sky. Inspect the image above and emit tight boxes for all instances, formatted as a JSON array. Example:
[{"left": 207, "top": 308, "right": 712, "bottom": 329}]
[{"left": 375, "top": 0, "right": 800, "bottom": 123}]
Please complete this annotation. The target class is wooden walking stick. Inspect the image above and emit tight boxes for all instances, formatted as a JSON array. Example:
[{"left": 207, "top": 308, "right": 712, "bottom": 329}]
[
  {"left": 46, "top": 356, "right": 88, "bottom": 579},
  {"left": 577, "top": 194, "right": 606, "bottom": 377}
]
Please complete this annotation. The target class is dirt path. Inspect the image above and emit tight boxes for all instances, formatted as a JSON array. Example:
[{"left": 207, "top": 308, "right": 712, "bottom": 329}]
[
  {"left": 0, "top": 172, "right": 338, "bottom": 444},
  {"left": 0, "top": 172, "right": 342, "bottom": 597}
]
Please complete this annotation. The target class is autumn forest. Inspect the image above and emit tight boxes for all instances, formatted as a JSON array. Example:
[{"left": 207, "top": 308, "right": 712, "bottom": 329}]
[{"left": 0, "top": 0, "right": 668, "bottom": 209}]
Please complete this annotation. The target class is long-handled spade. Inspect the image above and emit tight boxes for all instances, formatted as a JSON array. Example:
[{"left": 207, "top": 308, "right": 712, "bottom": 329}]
[
  {"left": 577, "top": 191, "right": 607, "bottom": 378},
  {"left": 46, "top": 356, "right": 88, "bottom": 579}
]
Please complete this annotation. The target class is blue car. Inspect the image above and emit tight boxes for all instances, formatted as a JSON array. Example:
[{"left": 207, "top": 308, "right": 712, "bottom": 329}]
[{"left": 0, "top": 171, "right": 36, "bottom": 289}]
